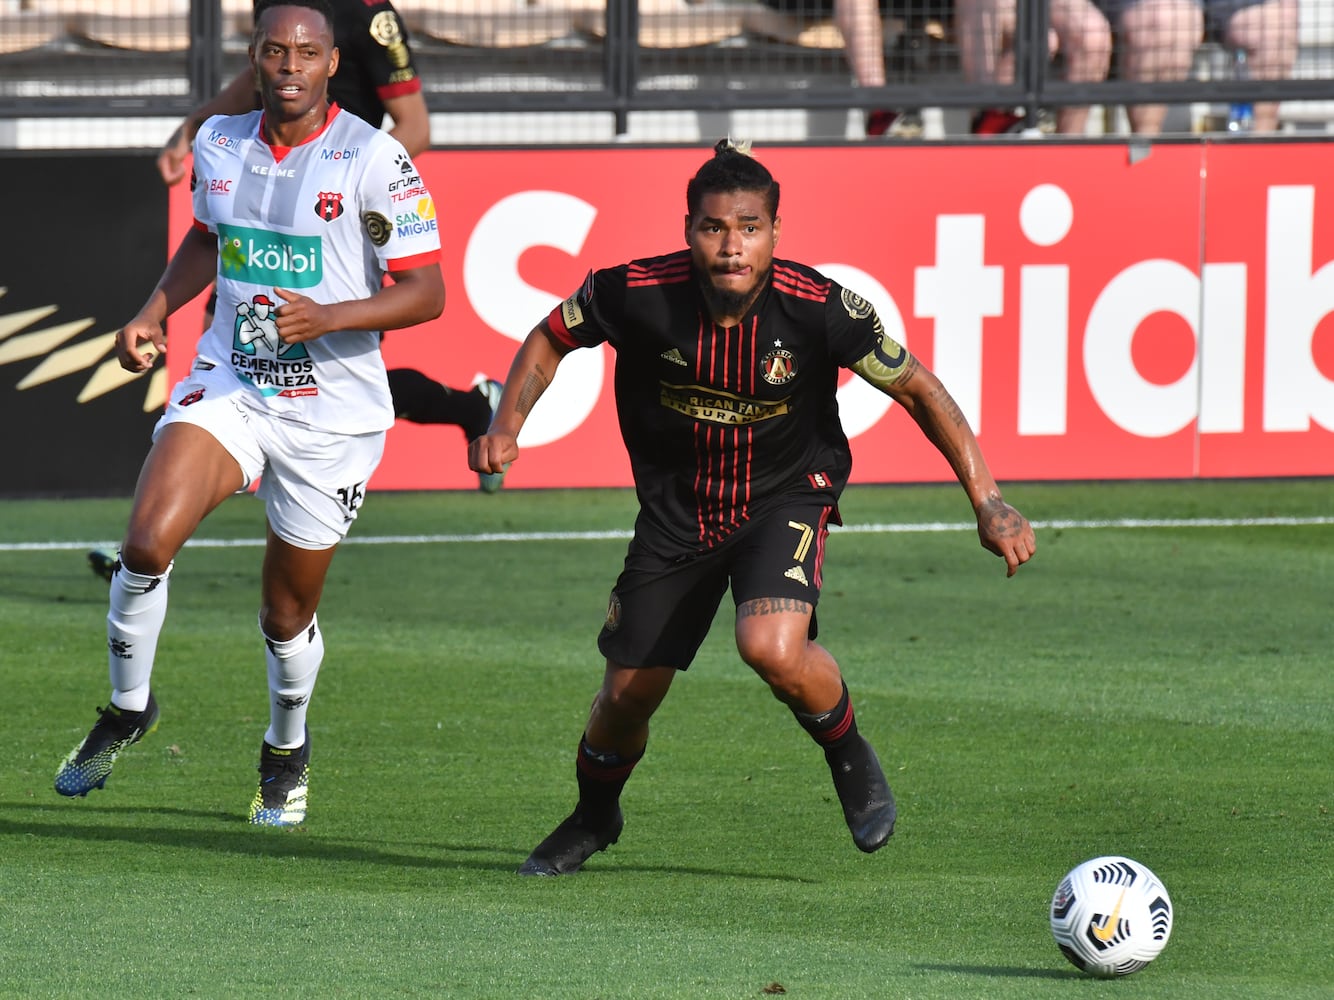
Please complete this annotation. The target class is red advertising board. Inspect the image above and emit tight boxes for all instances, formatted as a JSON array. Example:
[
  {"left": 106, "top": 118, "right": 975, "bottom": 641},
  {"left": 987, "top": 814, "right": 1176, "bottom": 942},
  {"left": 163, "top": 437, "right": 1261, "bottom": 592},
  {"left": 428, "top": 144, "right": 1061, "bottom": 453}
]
[{"left": 166, "top": 140, "right": 1334, "bottom": 489}]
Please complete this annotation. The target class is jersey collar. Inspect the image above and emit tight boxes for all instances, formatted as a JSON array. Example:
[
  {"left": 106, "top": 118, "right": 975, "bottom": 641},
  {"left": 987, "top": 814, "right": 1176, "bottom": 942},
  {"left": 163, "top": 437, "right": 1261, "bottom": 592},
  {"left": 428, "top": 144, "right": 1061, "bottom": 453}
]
[{"left": 260, "top": 101, "right": 341, "bottom": 160}]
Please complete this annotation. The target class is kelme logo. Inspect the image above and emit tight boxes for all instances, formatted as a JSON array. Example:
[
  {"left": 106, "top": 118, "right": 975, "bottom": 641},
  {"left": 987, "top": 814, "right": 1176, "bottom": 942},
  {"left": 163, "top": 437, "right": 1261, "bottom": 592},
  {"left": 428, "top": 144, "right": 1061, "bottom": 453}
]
[{"left": 218, "top": 224, "right": 322, "bottom": 289}]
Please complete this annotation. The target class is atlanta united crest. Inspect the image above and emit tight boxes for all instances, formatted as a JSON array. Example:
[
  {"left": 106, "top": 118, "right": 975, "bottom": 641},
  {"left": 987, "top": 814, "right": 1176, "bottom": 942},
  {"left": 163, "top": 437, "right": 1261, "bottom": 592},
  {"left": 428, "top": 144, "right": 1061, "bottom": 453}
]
[
  {"left": 760, "top": 346, "right": 797, "bottom": 386},
  {"left": 603, "top": 591, "right": 622, "bottom": 633}
]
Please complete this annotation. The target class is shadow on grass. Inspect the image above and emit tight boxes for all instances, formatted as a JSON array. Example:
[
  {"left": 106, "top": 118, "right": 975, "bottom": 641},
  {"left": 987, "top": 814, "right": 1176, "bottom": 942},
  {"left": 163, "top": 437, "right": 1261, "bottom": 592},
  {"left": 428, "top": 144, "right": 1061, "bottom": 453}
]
[
  {"left": 0, "top": 801, "right": 519, "bottom": 872},
  {"left": 0, "top": 579, "right": 110, "bottom": 607},
  {"left": 913, "top": 963, "right": 1079, "bottom": 981},
  {"left": 0, "top": 802, "right": 814, "bottom": 882}
]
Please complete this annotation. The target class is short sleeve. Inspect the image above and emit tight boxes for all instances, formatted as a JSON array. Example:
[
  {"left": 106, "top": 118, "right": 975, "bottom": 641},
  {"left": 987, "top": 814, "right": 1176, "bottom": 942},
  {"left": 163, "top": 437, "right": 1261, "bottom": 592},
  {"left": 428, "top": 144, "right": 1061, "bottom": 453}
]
[
  {"left": 345, "top": 0, "right": 422, "bottom": 98},
  {"left": 546, "top": 265, "right": 627, "bottom": 350},
  {"left": 826, "top": 282, "right": 890, "bottom": 368},
  {"left": 357, "top": 137, "right": 440, "bottom": 271},
  {"left": 189, "top": 114, "right": 227, "bottom": 233}
]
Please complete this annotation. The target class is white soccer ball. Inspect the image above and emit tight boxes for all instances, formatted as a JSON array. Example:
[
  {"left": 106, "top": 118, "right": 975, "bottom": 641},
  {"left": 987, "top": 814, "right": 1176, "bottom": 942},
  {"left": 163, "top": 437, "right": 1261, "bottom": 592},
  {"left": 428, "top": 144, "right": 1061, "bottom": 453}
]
[{"left": 1049, "top": 855, "right": 1173, "bottom": 977}]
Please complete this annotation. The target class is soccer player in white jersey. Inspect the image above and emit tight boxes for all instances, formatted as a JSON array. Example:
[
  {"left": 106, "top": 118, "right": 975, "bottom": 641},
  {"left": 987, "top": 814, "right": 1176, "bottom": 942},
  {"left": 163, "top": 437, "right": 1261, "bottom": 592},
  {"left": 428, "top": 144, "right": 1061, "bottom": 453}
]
[
  {"left": 54, "top": 0, "right": 444, "bottom": 826},
  {"left": 145, "top": 0, "right": 505, "bottom": 496}
]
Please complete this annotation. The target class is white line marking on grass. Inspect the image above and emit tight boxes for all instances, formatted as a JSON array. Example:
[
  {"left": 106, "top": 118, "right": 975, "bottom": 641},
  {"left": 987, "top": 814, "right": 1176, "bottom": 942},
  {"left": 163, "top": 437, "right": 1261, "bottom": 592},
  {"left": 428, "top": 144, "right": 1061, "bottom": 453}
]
[
  {"left": 844, "top": 516, "right": 1334, "bottom": 533},
  {"left": 4, "top": 516, "right": 1332, "bottom": 553}
]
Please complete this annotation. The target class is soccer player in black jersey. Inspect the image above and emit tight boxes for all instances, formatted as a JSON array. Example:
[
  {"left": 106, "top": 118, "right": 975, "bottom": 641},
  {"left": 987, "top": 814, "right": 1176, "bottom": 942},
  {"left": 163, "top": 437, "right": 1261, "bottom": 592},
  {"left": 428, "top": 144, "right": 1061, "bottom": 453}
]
[{"left": 470, "top": 139, "right": 1037, "bottom": 876}]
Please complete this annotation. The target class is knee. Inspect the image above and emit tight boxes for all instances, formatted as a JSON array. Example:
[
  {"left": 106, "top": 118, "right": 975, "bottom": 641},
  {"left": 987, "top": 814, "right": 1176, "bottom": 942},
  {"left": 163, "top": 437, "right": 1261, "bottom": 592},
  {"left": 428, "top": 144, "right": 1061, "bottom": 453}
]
[
  {"left": 736, "top": 616, "right": 803, "bottom": 669},
  {"left": 737, "top": 629, "right": 805, "bottom": 694},
  {"left": 258, "top": 604, "right": 314, "bottom": 643},
  {"left": 591, "top": 683, "right": 655, "bottom": 729},
  {"left": 118, "top": 536, "right": 175, "bottom": 577}
]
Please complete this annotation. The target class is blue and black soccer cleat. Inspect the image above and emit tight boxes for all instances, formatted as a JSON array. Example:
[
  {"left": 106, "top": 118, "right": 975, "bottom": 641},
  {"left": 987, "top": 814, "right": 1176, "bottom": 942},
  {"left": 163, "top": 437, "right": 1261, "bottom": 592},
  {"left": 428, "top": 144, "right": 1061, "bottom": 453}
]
[{"left": 55, "top": 693, "right": 160, "bottom": 797}]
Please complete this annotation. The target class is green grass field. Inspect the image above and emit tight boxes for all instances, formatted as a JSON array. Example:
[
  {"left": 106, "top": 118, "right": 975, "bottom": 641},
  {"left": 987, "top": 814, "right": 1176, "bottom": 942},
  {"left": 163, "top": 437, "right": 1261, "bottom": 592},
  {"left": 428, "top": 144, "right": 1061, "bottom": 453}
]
[{"left": 2, "top": 480, "right": 1330, "bottom": 999}]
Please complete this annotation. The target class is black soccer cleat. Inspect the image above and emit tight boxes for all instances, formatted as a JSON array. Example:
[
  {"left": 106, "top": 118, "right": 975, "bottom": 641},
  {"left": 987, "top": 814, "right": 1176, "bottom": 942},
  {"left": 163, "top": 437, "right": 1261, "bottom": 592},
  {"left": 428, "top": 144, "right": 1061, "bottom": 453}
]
[
  {"left": 55, "top": 693, "right": 160, "bottom": 797},
  {"left": 88, "top": 549, "right": 118, "bottom": 582},
  {"left": 249, "top": 728, "right": 311, "bottom": 827},
  {"left": 474, "top": 378, "right": 507, "bottom": 494},
  {"left": 827, "top": 735, "right": 896, "bottom": 853},
  {"left": 517, "top": 807, "right": 624, "bottom": 876}
]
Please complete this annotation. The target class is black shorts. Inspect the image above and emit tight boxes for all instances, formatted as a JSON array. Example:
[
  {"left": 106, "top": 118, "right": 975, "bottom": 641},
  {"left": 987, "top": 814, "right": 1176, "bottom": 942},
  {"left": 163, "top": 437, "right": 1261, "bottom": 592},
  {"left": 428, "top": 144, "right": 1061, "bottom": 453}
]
[
  {"left": 1093, "top": 0, "right": 1262, "bottom": 36},
  {"left": 760, "top": 0, "right": 949, "bottom": 18},
  {"left": 597, "top": 496, "right": 839, "bottom": 670}
]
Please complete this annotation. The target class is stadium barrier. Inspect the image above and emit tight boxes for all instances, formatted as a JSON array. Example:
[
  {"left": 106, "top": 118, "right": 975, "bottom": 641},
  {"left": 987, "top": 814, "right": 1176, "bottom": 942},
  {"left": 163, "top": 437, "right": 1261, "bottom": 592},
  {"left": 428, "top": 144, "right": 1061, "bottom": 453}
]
[
  {"left": 2, "top": 140, "right": 1332, "bottom": 497},
  {"left": 0, "top": 0, "right": 1330, "bottom": 145}
]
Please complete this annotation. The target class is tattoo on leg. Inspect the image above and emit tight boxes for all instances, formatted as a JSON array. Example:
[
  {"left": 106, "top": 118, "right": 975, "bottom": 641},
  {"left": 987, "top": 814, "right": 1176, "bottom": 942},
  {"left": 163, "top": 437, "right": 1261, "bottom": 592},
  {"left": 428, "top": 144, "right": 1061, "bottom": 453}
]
[{"left": 738, "top": 597, "right": 812, "bottom": 618}]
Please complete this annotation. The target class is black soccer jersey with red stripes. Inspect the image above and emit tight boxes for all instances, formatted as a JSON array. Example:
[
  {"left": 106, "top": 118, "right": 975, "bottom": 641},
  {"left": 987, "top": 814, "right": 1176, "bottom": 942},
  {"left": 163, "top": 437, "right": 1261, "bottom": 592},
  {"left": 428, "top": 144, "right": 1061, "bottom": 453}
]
[{"left": 548, "top": 250, "right": 884, "bottom": 555}]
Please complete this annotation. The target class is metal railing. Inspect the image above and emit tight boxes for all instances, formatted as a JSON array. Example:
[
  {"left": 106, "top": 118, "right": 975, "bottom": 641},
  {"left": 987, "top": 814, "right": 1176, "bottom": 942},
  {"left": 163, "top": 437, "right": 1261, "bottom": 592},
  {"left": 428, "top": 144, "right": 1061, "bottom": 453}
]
[{"left": 0, "top": 0, "right": 1329, "bottom": 139}]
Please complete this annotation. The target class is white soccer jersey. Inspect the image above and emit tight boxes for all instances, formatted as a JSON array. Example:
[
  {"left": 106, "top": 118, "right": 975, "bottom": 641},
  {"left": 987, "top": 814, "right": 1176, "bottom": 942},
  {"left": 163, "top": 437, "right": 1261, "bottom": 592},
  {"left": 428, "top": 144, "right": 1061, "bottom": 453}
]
[{"left": 190, "top": 104, "right": 440, "bottom": 434}]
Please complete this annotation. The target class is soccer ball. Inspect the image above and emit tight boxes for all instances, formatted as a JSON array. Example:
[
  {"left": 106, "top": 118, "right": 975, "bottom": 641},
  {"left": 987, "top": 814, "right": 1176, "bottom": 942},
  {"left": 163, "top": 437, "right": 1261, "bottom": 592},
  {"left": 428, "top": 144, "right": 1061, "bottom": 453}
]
[{"left": 1049, "top": 855, "right": 1173, "bottom": 977}]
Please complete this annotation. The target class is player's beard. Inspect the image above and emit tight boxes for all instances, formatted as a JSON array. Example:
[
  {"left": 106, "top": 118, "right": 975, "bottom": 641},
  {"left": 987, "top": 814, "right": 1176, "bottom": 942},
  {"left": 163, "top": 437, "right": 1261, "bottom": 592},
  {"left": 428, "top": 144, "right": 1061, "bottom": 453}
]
[{"left": 698, "top": 265, "right": 770, "bottom": 322}]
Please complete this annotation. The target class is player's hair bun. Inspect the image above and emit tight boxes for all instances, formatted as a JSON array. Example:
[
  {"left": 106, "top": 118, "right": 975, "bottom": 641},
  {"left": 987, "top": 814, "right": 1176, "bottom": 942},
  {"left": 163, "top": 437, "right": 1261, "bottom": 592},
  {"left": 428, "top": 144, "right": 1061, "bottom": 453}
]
[{"left": 714, "top": 136, "right": 754, "bottom": 158}]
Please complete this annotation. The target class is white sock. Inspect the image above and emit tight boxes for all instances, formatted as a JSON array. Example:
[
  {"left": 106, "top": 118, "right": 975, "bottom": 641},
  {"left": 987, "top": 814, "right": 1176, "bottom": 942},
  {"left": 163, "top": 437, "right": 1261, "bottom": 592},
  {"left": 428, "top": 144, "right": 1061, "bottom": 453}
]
[
  {"left": 107, "top": 556, "right": 173, "bottom": 712},
  {"left": 263, "top": 615, "right": 323, "bottom": 748}
]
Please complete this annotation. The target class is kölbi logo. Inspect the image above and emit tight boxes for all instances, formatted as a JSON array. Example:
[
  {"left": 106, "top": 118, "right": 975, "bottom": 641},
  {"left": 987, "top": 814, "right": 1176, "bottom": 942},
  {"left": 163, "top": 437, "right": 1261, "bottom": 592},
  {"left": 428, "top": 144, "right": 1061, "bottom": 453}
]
[{"left": 218, "top": 224, "right": 323, "bottom": 288}]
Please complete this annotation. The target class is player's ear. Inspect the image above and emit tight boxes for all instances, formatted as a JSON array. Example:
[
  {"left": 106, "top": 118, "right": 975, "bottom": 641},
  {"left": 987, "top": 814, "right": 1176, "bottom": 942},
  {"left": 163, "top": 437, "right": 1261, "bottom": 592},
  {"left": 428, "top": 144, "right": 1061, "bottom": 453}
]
[
  {"left": 328, "top": 47, "right": 339, "bottom": 77},
  {"left": 683, "top": 213, "right": 693, "bottom": 246},
  {"left": 772, "top": 215, "right": 781, "bottom": 247}
]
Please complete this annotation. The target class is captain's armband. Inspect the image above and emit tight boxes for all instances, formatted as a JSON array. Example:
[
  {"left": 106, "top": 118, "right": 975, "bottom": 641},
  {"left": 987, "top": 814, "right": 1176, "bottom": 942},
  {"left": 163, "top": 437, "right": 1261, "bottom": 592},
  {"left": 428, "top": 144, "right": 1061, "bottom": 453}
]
[{"left": 851, "top": 335, "right": 916, "bottom": 391}]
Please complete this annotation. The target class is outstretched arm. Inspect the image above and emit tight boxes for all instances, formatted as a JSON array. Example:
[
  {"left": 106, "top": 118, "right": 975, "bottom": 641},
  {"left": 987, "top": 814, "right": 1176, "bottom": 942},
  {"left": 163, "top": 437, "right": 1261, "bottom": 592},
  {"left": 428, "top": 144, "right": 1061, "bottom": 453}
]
[
  {"left": 468, "top": 319, "right": 571, "bottom": 477},
  {"left": 853, "top": 348, "right": 1036, "bottom": 575}
]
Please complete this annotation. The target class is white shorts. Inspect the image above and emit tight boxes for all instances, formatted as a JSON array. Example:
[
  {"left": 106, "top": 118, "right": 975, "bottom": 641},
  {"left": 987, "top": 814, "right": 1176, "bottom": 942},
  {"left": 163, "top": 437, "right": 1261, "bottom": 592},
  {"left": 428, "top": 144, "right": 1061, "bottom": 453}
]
[{"left": 155, "top": 362, "right": 386, "bottom": 550}]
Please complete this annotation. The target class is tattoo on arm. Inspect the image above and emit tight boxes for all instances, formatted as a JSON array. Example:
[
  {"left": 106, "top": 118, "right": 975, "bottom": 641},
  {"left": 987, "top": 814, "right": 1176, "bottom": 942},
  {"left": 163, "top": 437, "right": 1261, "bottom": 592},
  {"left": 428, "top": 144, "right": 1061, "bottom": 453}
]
[
  {"left": 737, "top": 597, "right": 812, "bottom": 619},
  {"left": 928, "top": 382, "right": 966, "bottom": 429},
  {"left": 516, "top": 367, "right": 550, "bottom": 418},
  {"left": 897, "top": 354, "right": 920, "bottom": 385},
  {"left": 852, "top": 347, "right": 919, "bottom": 392}
]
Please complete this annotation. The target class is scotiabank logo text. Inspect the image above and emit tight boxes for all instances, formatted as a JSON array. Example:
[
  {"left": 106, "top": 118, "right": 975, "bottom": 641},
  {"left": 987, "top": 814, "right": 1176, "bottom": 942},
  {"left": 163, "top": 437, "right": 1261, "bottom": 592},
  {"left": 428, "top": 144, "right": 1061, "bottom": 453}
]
[
  {"left": 895, "top": 183, "right": 1332, "bottom": 440},
  {"left": 457, "top": 178, "right": 1334, "bottom": 452}
]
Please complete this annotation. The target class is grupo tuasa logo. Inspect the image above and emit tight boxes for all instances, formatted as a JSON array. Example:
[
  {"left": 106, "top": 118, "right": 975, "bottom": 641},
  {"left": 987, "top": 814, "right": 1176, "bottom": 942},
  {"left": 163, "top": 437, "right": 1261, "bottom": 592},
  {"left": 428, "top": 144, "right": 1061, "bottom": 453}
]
[{"left": 0, "top": 286, "right": 168, "bottom": 412}]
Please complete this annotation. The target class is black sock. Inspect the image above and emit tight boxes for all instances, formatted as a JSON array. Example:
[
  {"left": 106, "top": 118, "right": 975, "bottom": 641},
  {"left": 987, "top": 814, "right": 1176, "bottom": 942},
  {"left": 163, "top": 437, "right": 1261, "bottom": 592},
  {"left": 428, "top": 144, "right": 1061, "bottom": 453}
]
[
  {"left": 575, "top": 735, "right": 642, "bottom": 823},
  {"left": 793, "top": 682, "right": 860, "bottom": 758},
  {"left": 386, "top": 368, "right": 490, "bottom": 437}
]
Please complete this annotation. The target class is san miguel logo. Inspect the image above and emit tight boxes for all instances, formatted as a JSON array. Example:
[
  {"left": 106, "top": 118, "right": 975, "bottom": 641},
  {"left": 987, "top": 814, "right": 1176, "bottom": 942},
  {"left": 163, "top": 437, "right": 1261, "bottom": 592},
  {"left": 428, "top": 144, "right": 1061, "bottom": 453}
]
[
  {"left": 314, "top": 191, "right": 344, "bottom": 222},
  {"left": 760, "top": 343, "right": 796, "bottom": 386}
]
